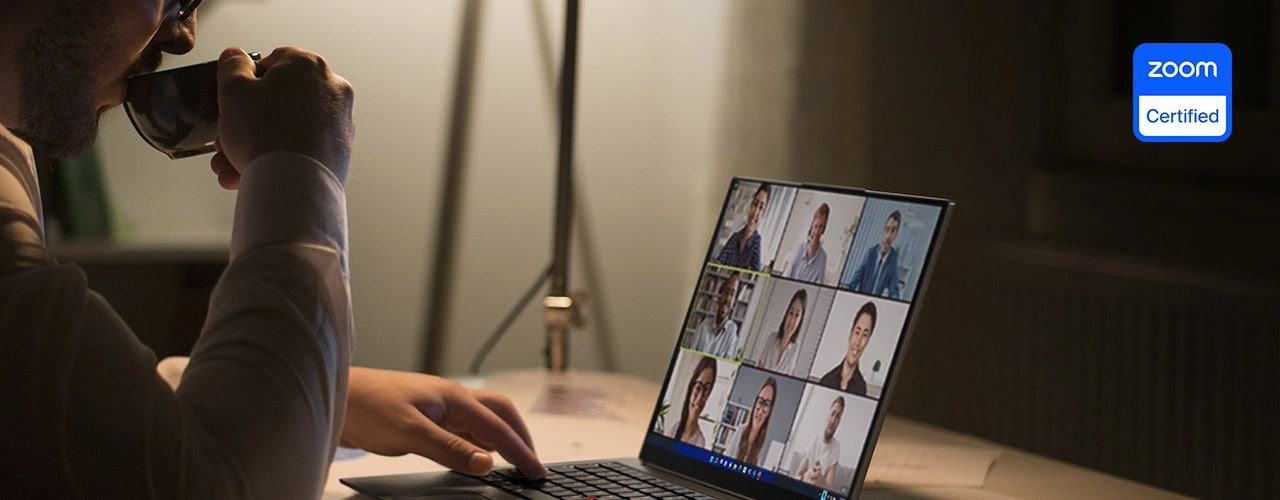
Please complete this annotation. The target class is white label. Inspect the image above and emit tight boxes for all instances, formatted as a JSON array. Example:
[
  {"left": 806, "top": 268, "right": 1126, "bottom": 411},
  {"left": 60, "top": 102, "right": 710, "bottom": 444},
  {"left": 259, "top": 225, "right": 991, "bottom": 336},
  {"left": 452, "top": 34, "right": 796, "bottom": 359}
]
[{"left": 1136, "top": 95, "right": 1227, "bottom": 137}]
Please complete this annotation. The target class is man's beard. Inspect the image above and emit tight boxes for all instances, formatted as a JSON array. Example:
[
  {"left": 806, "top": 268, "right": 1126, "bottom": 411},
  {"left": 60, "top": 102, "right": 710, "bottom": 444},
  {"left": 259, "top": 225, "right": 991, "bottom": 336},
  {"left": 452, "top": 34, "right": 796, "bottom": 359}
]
[{"left": 11, "top": 2, "right": 162, "bottom": 159}]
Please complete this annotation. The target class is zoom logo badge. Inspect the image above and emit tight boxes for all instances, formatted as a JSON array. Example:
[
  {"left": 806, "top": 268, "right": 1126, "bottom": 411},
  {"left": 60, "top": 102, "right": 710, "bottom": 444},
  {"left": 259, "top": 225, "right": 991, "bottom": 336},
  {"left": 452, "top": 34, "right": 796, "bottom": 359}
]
[{"left": 1133, "top": 43, "right": 1232, "bottom": 142}]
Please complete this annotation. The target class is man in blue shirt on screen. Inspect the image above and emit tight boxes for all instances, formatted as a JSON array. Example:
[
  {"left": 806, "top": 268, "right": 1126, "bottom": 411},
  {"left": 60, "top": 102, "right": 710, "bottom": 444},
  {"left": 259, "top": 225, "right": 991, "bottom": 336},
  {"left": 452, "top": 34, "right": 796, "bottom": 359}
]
[{"left": 845, "top": 211, "right": 901, "bottom": 299}]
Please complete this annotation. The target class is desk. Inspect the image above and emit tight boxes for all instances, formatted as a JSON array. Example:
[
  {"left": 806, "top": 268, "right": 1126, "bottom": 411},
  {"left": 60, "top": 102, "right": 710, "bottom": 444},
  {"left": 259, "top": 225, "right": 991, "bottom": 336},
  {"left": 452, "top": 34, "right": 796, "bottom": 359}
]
[{"left": 325, "top": 370, "right": 1189, "bottom": 500}]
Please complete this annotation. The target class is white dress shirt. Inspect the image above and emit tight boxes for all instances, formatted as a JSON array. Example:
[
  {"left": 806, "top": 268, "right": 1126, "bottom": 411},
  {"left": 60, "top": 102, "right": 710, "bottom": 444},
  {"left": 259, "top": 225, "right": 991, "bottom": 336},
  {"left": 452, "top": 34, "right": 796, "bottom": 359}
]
[
  {"left": 691, "top": 316, "right": 739, "bottom": 359},
  {"left": 0, "top": 124, "right": 353, "bottom": 499}
]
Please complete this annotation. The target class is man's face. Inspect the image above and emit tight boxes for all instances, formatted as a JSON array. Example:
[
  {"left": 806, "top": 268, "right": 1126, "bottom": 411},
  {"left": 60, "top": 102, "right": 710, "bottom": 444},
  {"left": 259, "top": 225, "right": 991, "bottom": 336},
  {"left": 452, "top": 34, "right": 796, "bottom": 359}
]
[
  {"left": 807, "top": 211, "right": 828, "bottom": 254},
  {"left": 879, "top": 217, "right": 900, "bottom": 255},
  {"left": 845, "top": 312, "right": 873, "bottom": 366},
  {"left": 716, "top": 287, "right": 734, "bottom": 324},
  {"left": 9, "top": 0, "right": 196, "bottom": 158},
  {"left": 716, "top": 275, "right": 738, "bottom": 324},
  {"left": 746, "top": 190, "right": 767, "bottom": 233},
  {"left": 824, "top": 401, "right": 844, "bottom": 440}
]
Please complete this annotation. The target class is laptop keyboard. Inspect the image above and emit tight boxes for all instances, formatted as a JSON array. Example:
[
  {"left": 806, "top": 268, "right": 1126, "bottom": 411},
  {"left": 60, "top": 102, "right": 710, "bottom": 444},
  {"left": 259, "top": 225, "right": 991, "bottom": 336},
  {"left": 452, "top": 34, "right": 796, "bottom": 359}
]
[{"left": 481, "top": 462, "right": 718, "bottom": 499}]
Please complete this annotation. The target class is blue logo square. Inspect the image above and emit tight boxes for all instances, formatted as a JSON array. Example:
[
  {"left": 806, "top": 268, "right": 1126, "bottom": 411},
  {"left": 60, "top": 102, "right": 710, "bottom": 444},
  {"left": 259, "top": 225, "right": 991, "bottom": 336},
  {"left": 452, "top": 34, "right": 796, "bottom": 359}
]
[{"left": 1133, "top": 43, "right": 1232, "bottom": 142}]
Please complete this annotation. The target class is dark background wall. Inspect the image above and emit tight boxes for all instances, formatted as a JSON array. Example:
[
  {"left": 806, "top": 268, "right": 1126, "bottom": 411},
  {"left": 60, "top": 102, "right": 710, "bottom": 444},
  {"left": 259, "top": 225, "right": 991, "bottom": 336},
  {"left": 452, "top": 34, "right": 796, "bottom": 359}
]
[{"left": 723, "top": 1, "right": 1278, "bottom": 499}]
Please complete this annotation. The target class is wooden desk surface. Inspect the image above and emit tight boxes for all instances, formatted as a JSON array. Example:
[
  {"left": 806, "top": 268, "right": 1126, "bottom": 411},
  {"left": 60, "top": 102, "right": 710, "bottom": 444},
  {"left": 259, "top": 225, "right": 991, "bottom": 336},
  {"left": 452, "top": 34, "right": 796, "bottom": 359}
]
[{"left": 325, "top": 370, "right": 1188, "bottom": 500}]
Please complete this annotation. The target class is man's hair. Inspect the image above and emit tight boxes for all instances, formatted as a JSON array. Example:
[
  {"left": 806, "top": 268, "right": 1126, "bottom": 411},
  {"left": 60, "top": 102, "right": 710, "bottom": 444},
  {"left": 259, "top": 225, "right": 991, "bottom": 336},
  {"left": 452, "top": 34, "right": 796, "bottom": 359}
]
[
  {"left": 720, "top": 271, "right": 740, "bottom": 296},
  {"left": 887, "top": 210, "right": 902, "bottom": 226},
  {"left": 675, "top": 356, "right": 718, "bottom": 441},
  {"left": 832, "top": 396, "right": 846, "bottom": 412},
  {"left": 853, "top": 301, "right": 878, "bottom": 334},
  {"left": 755, "top": 183, "right": 770, "bottom": 200},
  {"left": 815, "top": 203, "right": 830, "bottom": 221}
]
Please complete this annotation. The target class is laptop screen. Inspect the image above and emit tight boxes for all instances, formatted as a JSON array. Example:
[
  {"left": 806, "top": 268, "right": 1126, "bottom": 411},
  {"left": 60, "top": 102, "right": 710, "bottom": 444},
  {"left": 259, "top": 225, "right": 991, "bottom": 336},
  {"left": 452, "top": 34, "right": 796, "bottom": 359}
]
[{"left": 640, "top": 178, "right": 951, "bottom": 500}]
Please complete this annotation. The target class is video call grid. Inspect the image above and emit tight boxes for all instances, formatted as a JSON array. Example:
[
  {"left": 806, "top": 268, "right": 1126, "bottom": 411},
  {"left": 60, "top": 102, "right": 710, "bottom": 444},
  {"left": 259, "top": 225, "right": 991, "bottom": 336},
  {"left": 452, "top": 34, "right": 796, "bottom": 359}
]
[{"left": 653, "top": 181, "right": 944, "bottom": 494}]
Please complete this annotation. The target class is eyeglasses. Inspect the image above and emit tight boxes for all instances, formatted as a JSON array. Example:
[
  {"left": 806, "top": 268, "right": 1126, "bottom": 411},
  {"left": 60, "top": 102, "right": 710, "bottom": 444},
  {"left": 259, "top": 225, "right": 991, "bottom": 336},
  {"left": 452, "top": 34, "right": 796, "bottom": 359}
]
[
  {"left": 170, "top": 0, "right": 202, "bottom": 21},
  {"left": 692, "top": 381, "right": 713, "bottom": 395},
  {"left": 754, "top": 396, "right": 774, "bottom": 411}
]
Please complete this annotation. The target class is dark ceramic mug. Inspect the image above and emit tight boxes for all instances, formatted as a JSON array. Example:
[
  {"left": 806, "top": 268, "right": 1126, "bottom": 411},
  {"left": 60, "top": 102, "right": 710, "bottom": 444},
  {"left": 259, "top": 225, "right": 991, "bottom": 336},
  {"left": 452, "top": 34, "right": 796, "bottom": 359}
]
[{"left": 123, "top": 52, "right": 260, "bottom": 159}]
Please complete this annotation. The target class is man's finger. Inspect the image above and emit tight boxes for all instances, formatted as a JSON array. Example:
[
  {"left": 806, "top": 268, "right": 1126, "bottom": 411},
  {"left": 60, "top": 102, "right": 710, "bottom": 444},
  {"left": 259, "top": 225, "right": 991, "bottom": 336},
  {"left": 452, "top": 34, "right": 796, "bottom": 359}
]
[
  {"left": 217, "top": 47, "right": 256, "bottom": 87},
  {"left": 210, "top": 151, "right": 239, "bottom": 190},
  {"left": 450, "top": 430, "right": 497, "bottom": 452},
  {"left": 255, "top": 46, "right": 316, "bottom": 75},
  {"left": 443, "top": 396, "right": 546, "bottom": 479},
  {"left": 403, "top": 412, "right": 495, "bottom": 476},
  {"left": 255, "top": 46, "right": 293, "bottom": 70},
  {"left": 470, "top": 389, "right": 536, "bottom": 452}
]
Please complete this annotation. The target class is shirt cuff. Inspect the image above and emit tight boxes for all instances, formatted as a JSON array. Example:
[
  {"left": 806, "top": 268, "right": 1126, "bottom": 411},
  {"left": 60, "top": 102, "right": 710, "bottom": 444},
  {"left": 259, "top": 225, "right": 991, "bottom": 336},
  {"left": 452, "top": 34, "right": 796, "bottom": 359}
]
[{"left": 230, "top": 152, "right": 348, "bottom": 274}]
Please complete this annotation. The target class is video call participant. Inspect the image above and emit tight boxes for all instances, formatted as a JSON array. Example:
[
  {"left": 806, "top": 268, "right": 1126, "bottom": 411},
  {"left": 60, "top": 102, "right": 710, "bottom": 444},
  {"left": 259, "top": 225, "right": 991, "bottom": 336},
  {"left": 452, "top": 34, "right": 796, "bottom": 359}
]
[
  {"left": 690, "top": 271, "right": 741, "bottom": 358},
  {"left": 716, "top": 184, "right": 769, "bottom": 271},
  {"left": 755, "top": 289, "right": 807, "bottom": 375},
  {"left": 786, "top": 203, "right": 830, "bottom": 283},
  {"left": 667, "top": 356, "right": 717, "bottom": 447},
  {"left": 796, "top": 397, "right": 845, "bottom": 490},
  {"left": 819, "top": 301, "right": 876, "bottom": 397},
  {"left": 846, "top": 210, "right": 902, "bottom": 299},
  {"left": 731, "top": 377, "right": 778, "bottom": 466}
]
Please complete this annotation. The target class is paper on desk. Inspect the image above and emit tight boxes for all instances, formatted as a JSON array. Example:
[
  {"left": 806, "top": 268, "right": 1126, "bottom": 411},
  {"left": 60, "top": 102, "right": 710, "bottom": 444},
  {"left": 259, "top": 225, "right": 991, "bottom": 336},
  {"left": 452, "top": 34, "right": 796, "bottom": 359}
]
[{"left": 865, "top": 440, "right": 1001, "bottom": 489}]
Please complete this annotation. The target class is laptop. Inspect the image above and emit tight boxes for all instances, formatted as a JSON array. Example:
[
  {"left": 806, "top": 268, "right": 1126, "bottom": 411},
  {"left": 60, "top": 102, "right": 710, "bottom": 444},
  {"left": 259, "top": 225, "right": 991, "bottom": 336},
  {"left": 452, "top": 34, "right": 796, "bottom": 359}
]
[{"left": 343, "top": 178, "right": 953, "bottom": 499}]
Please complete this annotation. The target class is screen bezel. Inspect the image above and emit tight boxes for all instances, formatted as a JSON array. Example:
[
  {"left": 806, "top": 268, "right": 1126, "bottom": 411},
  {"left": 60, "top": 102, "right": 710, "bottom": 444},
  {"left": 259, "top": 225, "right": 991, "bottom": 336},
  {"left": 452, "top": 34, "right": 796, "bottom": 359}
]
[{"left": 639, "top": 177, "right": 954, "bottom": 500}]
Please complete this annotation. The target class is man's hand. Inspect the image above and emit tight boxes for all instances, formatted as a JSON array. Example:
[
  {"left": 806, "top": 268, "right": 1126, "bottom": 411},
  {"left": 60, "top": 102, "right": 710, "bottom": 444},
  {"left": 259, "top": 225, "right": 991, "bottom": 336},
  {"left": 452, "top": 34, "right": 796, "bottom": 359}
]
[
  {"left": 212, "top": 46, "right": 355, "bottom": 189},
  {"left": 342, "top": 367, "right": 547, "bottom": 479},
  {"left": 804, "top": 461, "right": 823, "bottom": 484}
]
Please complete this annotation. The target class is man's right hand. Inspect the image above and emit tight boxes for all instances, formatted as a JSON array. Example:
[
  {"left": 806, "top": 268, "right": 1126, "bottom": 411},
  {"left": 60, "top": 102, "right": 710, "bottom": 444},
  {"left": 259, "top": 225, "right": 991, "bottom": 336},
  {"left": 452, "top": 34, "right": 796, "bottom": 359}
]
[
  {"left": 341, "top": 367, "right": 548, "bottom": 479},
  {"left": 212, "top": 46, "right": 355, "bottom": 190},
  {"left": 805, "top": 461, "right": 823, "bottom": 483}
]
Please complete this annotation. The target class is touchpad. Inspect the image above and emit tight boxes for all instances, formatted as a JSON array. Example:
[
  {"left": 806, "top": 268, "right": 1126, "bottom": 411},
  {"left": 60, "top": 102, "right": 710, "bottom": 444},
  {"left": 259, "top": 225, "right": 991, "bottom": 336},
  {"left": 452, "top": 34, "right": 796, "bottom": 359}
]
[
  {"left": 412, "top": 493, "right": 501, "bottom": 500},
  {"left": 340, "top": 472, "right": 517, "bottom": 499}
]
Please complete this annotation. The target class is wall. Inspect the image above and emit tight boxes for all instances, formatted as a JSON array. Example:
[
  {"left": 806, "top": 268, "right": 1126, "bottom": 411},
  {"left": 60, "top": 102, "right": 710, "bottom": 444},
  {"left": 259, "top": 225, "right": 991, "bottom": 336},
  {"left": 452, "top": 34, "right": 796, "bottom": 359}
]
[
  {"left": 716, "top": 2, "right": 1278, "bottom": 499},
  {"left": 436, "top": 0, "right": 730, "bottom": 378},
  {"left": 93, "top": 0, "right": 730, "bottom": 380}
]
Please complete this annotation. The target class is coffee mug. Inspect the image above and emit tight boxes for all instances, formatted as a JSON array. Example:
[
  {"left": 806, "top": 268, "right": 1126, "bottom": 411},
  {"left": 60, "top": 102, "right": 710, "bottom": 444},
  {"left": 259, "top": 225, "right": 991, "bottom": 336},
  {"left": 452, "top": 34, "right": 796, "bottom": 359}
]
[{"left": 123, "top": 52, "right": 260, "bottom": 159}]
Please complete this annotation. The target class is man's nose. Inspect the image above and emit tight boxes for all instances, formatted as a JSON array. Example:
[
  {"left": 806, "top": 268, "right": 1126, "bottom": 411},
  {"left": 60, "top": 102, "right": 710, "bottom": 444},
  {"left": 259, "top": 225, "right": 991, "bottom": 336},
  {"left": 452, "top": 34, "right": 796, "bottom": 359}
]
[{"left": 152, "top": 12, "right": 198, "bottom": 55}]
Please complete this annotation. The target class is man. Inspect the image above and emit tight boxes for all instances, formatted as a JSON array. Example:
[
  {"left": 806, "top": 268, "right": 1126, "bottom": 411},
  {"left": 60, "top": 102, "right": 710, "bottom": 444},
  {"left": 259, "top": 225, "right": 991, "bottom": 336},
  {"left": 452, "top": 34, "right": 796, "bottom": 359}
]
[
  {"left": 786, "top": 203, "right": 829, "bottom": 283},
  {"left": 819, "top": 301, "right": 876, "bottom": 397},
  {"left": 0, "top": 1, "right": 543, "bottom": 497},
  {"left": 689, "top": 271, "right": 740, "bottom": 359},
  {"left": 796, "top": 396, "right": 844, "bottom": 490},
  {"left": 716, "top": 183, "right": 769, "bottom": 271},
  {"left": 844, "top": 210, "right": 901, "bottom": 299}
]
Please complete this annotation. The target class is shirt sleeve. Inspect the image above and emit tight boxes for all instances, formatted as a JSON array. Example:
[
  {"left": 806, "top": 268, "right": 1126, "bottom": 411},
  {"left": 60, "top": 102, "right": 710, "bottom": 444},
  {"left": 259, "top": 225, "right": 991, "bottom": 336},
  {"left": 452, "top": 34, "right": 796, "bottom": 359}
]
[
  {"left": 0, "top": 127, "right": 52, "bottom": 276},
  {"left": 0, "top": 152, "right": 353, "bottom": 499},
  {"left": 175, "top": 151, "right": 353, "bottom": 498}
]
